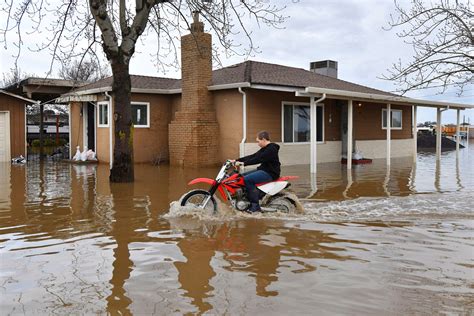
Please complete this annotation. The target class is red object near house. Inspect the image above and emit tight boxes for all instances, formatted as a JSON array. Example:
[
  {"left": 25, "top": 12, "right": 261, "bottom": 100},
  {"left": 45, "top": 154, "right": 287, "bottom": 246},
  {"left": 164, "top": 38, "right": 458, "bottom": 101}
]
[{"left": 341, "top": 158, "right": 373, "bottom": 165}]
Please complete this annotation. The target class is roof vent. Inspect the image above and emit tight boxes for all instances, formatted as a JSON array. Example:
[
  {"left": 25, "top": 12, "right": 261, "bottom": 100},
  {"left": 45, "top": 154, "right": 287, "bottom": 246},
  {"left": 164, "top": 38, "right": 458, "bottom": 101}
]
[{"left": 310, "top": 60, "right": 338, "bottom": 78}]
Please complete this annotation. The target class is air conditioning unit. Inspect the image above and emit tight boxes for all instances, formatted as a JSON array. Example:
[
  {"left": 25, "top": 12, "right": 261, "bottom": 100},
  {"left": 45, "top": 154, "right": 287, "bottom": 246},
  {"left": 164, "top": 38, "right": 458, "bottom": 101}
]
[{"left": 310, "top": 60, "right": 338, "bottom": 78}]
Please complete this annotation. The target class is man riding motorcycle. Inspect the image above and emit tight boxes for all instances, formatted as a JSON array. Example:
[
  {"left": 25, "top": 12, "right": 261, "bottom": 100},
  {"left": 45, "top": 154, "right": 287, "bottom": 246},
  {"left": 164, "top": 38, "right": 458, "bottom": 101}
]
[{"left": 234, "top": 131, "right": 281, "bottom": 213}]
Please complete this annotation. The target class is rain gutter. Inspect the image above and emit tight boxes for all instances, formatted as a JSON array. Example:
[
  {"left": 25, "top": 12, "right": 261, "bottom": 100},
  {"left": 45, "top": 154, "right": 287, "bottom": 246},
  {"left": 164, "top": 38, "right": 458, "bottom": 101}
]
[
  {"left": 105, "top": 91, "right": 113, "bottom": 169},
  {"left": 302, "top": 87, "right": 472, "bottom": 109},
  {"left": 238, "top": 87, "right": 247, "bottom": 158}
]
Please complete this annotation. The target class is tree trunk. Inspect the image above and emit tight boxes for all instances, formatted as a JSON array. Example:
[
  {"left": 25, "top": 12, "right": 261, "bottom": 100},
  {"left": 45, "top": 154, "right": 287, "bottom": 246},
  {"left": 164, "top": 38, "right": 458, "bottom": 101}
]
[{"left": 109, "top": 57, "right": 134, "bottom": 182}]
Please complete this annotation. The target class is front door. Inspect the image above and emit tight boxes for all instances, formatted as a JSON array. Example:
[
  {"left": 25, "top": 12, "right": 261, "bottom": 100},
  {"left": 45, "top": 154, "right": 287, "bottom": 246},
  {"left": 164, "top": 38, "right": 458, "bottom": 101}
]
[
  {"left": 0, "top": 112, "right": 11, "bottom": 162},
  {"left": 87, "top": 103, "right": 95, "bottom": 151},
  {"left": 82, "top": 103, "right": 96, "bottom": 152}
]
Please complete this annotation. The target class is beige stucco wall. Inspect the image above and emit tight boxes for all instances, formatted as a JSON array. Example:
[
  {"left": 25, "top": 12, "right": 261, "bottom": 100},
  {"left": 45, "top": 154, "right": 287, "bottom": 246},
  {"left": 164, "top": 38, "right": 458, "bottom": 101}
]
[
  {"left": 214, "top": 89, "right": 242, "bottom": 161},
  {"left": 69, "top": 102, "right": 83, "bottom": 156},
  {"left": 130, "top": 93, "right": 173, "bottom": 163},
  {"left": 354, "top": 103, "right": 413, "bottom": 140},
  {"left": 243, "top": 141, "right": 342, "bottom": 165},
  {"left": 355, "top": 138, "right": 415, "bottom": 159},
  {"left": 72, "top": 93, "right": 175, "bottom": 164},
  {"left": 242, "top": 138, "right": 414, "bottom": 165}
]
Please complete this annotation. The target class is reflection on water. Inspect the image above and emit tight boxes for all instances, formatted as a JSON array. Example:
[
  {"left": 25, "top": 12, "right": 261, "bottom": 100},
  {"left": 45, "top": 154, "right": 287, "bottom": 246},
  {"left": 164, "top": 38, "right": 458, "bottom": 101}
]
[{"left": 0, "top": 140, "right": 473, "bottom": 314}]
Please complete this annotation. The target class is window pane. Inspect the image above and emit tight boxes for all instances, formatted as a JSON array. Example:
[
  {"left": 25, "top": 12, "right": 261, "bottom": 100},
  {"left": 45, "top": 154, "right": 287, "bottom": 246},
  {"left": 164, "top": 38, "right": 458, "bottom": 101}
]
[
  {"left": 283, "top": 105, "right": 293, "bottom": 142},
  {"left": 317, "top": 106, "right": 323, "bottom": 142},
  {"left": 132, "top": 104, "right": 148, "bottom": 126},
  {"left": 382, "top": 109, "right": 387, "bottom": 128},
  {"left": 392, "top": 110, "right": 402, "bottom": 128},
  {"left": 294, "top": 105, "right": 310, "bottom": 142},
  {"left": 100, "top": 104, "right": 108, "bottom": 125}
]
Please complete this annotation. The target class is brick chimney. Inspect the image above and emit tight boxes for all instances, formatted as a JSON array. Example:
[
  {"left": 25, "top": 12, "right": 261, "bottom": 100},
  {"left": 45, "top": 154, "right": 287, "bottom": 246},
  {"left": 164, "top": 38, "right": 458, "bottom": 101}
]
[{"left": 169, "top": 11, "right": 220, "bottom": 167}]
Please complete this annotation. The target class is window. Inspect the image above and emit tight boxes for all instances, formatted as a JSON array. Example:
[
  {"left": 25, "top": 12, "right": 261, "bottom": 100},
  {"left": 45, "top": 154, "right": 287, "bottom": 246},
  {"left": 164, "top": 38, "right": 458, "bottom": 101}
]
[
  {"left": 131, "top": 102, "right": 150, "bottom": 128},
  {"left": 283, "top": 103, "right": 323, "bottom": 143},
  {"left": 98, "top": 102, "right": 109, "bottom": 127},
  {"left": 382, "top": 109, "right": 402, "bottom": 129}
]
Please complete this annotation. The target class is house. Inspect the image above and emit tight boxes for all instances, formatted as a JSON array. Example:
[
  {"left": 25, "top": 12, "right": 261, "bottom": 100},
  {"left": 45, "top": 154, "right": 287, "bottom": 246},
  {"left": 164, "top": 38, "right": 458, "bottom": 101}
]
[
  {"left": 0, "top": 90, "right": 35, "bottom": 161},
  {"left": 61, "top": 15, "right": 473, "bottom": 170}
]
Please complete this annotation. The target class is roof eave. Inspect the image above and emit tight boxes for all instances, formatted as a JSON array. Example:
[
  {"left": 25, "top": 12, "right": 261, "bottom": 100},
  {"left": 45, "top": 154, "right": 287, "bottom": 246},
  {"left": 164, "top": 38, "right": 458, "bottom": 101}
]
[
  {"left": 301, "top": 86, "right": 473, "bottom": 109},
  {"left": 0, "top": 90, "right": 37, "bottom": 103}
]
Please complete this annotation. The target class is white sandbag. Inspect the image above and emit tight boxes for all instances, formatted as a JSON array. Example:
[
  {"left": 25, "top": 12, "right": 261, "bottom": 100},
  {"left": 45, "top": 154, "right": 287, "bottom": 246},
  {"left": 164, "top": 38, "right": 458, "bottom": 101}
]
[
  {"left": 353, "top": 150, "right": 363, "bottom": 160},
  {"left": 80, "top": 146, "right": 88, "bottom": 161},
  {"left": 86, "top": 149, "right": 97, "bottom": 161},
  {"left": 73, "top": 146, "right": 81, "bottom": 161}
]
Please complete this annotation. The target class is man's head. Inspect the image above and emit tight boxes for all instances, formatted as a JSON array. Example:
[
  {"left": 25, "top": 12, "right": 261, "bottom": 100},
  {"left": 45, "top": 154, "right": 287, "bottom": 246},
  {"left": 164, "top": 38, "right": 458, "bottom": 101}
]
[{"left": 256, "top": 131, "right": 271, "bottom": 148}]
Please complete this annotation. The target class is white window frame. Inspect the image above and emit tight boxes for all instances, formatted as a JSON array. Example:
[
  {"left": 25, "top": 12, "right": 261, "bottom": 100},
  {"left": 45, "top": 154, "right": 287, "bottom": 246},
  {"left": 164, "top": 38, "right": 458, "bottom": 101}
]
[
  {"left": 98, "top": 101, "right": 109, "bottom": 128},
  {"left": 131, "top": 101, "right": 150, "bottom": 128},
  {"left": 281, "top": 101, "right": 324, "bottom": 144},
  {"left": 382, "top": 108, "right": 403, "bottom": 130}
]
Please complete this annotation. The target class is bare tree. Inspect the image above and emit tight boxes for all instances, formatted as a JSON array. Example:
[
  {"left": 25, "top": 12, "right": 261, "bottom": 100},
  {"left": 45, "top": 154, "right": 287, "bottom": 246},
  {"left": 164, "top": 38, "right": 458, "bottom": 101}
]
[
  {"left": 1, "top": 67, "right": 34, "bottom": 88},
  {"left": 0, "top": 0, "right": 288, "bottom": 182},
  {"left": 58, "top": 58, "right": 111, "bottom": 83},
  {"left": 382, "top": 0, "right": 473, "bottom": 96}
]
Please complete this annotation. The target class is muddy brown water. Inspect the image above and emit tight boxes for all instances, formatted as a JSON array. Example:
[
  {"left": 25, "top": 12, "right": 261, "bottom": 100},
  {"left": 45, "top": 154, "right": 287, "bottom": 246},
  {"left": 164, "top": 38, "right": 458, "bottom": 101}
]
[{"left": 1, "top": 141, "right": 473, "bottom": 315}]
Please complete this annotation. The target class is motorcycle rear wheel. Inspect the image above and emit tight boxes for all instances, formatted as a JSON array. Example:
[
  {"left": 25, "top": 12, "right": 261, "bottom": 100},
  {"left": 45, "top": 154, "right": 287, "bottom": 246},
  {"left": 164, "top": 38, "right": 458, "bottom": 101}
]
[
  {"left": 266, "top": 197, "right": 296, "bottom": 213},
  {"left": 180, "top": 189, "right": 217, "bottom": 213}
]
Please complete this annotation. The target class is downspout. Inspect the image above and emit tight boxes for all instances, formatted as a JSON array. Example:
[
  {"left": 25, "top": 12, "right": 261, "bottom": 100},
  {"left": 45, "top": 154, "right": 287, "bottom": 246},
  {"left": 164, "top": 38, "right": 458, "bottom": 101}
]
[
  {"left": 238, "top": 87, "right": 247, "bottom": 158},
  {"left": 105, "top": 91, "right": 113, "bottom": 169}
]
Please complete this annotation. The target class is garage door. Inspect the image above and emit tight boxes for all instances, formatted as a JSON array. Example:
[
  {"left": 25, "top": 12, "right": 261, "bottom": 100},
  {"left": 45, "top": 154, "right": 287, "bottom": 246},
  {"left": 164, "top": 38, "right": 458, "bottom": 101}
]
[{"left": 0, "top": 112, "right": 11, "bottom": 162}]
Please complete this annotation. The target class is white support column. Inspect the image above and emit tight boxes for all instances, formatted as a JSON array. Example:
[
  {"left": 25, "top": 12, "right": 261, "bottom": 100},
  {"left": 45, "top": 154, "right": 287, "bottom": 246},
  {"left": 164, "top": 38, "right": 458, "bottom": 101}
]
[
  {"left": 456, "top": 109, "right": 460, "bottom": 154},
  {"left": 310, "top": 97, "right": 317, "bottom": 173},
  {"left": 347, "top": 100, "right": 353, "bottom": 170},
  {"left": 413, "top": 105, "right": 417, "bottom": 162},
  {"left": 386, "top": 103, "right": 391, "bottom": 166},
  {"left": 436, "top": 107, "right": 442, "bottom": 160}
]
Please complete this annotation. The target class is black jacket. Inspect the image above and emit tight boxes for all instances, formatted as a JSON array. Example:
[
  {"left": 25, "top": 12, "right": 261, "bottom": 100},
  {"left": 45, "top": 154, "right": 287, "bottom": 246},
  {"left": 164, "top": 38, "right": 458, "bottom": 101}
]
[{"left": 237, "top": 143, "right": 281, "bottom": 180}]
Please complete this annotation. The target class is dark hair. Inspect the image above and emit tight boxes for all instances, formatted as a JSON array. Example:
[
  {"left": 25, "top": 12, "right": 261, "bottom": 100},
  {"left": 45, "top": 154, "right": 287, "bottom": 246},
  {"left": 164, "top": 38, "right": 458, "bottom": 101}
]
[{"left": 257, "top": 130, "right": 270, "bottom": 141}]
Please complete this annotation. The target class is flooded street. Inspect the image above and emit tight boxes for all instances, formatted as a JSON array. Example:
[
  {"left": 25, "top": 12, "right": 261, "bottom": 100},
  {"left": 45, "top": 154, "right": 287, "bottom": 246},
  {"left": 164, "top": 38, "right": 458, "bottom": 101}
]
[{"left": 1, "top": 141, "right": 473, "bottom": 315}]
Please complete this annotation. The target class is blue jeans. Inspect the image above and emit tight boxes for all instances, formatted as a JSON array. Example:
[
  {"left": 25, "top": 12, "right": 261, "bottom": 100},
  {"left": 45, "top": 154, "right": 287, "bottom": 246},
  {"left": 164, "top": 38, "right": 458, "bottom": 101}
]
[{"left": 242, "top": 170, "right": 273, "bottom": 205}]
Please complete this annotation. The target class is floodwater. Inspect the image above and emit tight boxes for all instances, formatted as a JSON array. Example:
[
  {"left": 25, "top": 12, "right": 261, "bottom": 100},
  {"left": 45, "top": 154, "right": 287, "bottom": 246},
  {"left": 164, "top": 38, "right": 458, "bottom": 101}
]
[{"left": 1, "top": 141, "right": 473, "bottom": 315}]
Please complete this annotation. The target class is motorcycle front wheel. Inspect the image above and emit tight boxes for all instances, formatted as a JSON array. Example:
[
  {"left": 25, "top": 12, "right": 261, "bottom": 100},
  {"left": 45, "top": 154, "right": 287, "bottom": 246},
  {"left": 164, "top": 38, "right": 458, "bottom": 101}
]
[{"left": 180, "top": 189, "right": 218, "bottom": 213}]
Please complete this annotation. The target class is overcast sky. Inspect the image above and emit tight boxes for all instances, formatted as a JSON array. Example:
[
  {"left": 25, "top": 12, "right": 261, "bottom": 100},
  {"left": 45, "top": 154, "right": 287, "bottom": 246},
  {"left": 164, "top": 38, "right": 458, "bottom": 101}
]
[{"left": 1, "top": 0, "right": 472, "bottom": 124}]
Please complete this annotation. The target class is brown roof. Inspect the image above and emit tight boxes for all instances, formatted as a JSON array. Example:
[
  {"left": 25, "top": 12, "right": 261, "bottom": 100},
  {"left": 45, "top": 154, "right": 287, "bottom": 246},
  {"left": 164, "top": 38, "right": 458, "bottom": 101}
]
[
  {"left": 213, "top": 60, "right": 397, "bottom": 96},
  {"left": 72, "top": 60, "right": 396, "bottom": 97},
  {"left": 74, "top": 75, "right": 181, "bottom": 92}
]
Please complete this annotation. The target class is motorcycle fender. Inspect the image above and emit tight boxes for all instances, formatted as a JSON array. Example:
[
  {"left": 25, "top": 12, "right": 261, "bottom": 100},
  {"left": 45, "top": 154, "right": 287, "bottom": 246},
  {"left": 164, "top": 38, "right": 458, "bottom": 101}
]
[
  {"left": 188, "top": 178, "right": 216, "bottom": 186},
  {"left": 187, "top": 178, "right": 227, "bottom": 200},
  {"left": 258, "top": 181, "right": 288, "bottom": 196}
]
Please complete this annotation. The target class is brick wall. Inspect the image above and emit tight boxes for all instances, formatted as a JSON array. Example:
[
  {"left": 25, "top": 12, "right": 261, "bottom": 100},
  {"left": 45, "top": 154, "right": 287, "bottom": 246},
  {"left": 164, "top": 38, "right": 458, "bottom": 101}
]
[{"left": 169, "top": 17, "right": 220, "bottom": 167}]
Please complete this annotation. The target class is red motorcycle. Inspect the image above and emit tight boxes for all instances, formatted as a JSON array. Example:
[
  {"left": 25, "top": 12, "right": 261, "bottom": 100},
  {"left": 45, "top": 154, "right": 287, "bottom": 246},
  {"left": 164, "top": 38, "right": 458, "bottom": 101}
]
[{"left": 180, "top": 160, "right": 299, "bottom": 213}]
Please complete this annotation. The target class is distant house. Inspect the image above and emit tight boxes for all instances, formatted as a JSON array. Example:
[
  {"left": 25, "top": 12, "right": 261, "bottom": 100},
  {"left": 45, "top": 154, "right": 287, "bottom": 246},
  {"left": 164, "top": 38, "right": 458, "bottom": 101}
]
[
  {"left": 0, "top": 90, "right": 35, "bottom": 161},
  {"left": 60, "top": 16, "right": 473, "bottom": 169},
  {"left": 27, "top": 109, "right": 69, "bottom": 142}
]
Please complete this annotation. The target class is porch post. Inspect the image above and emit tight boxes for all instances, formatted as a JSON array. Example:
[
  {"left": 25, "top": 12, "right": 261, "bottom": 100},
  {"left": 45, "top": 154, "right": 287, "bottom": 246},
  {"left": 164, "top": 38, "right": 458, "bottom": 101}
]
[
  {"left": 413, "top": 105, "right": 417, "bottom": 162},
  {"left": 310, "top": 96, "right": 317, "bottom": 173},
  {"left": 436, "top": 107, "right": 442, "bottom": 160},
  {"left": 347, "top": 100, "right": 353, "bottom": 170},
  {"left": 456, "top": 109, "right": 460, "bottom": 154},
  {"left": 386, "top": 103, "right": 391, "bottom": 166}
]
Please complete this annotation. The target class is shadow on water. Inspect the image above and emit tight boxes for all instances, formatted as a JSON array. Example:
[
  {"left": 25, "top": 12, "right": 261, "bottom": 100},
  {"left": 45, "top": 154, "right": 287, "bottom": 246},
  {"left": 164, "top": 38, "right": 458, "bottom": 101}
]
[{"left": 0, "top": 140, "right": 473, "bottom": 314}]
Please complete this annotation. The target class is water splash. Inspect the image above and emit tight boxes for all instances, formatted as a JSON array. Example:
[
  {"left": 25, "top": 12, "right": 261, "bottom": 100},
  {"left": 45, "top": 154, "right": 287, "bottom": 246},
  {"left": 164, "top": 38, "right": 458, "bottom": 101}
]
[
  {"left": 165, "top": 190, "right": 474, "bottom": 223},
  {"left": 302, "top": 190, "right": 474, "bottom": 222}
]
